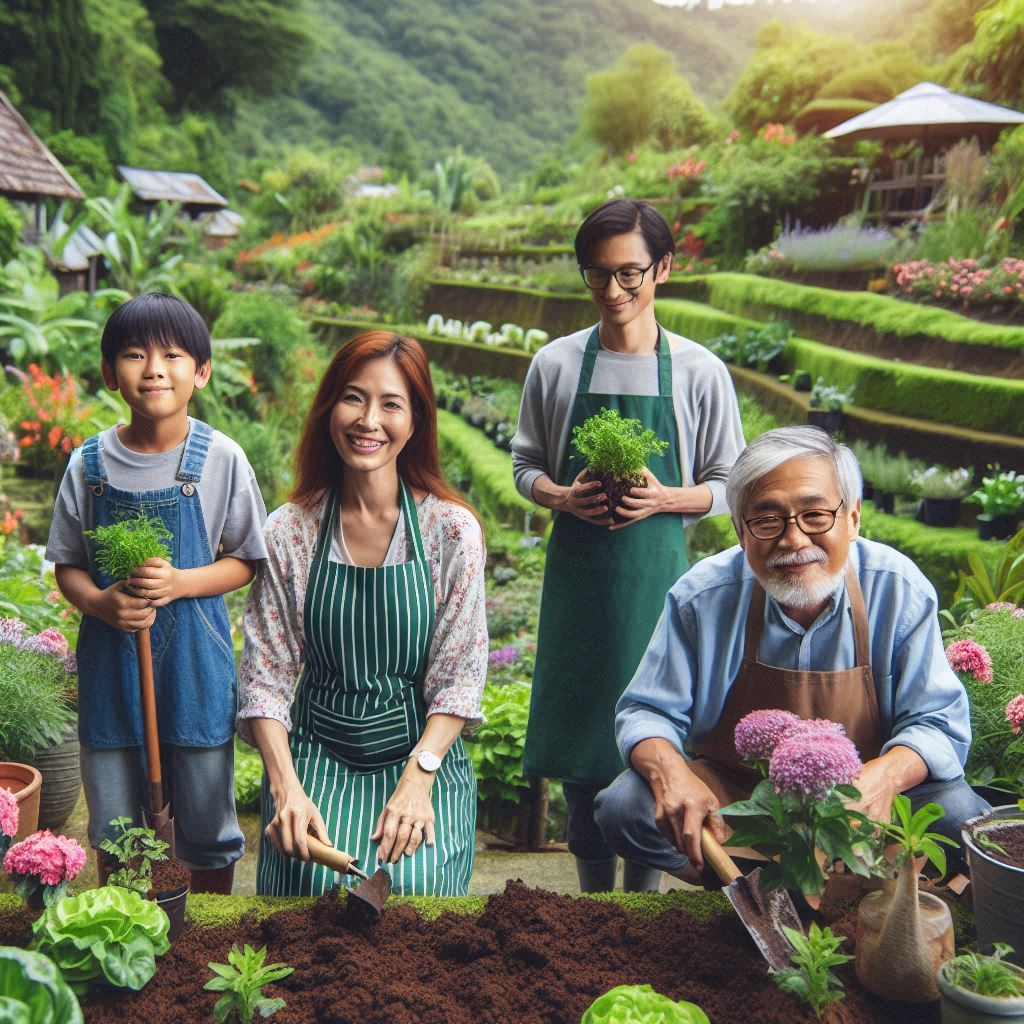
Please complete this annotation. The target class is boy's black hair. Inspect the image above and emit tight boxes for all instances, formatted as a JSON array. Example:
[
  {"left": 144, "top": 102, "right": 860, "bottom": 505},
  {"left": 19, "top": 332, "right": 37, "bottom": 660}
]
[
  {"left": 574, "top": 198, "right": 676, "bottom": 268},
  {"left": 101, "top": 292, "right": 212, "bottom": 366}
]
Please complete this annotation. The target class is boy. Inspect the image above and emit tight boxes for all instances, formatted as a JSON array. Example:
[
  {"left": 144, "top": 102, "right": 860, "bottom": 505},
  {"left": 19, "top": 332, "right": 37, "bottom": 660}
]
[{"left": 47, "top": 291, "right": 268, "bottom": 894}]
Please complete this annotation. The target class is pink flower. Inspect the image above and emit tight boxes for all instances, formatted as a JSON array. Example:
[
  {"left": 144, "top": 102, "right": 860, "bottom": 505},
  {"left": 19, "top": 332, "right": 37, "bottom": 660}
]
[
  {"left": 0, "top": 787, "right": 18, "bottom": 838},
  {"left": 769, "top": 733, "right": 863, "bottom": 798},
  {"left": 22, "top": 628, "right": 69, "bottom": 658},
  {"left": 3, "top": 830, "right": 86, "bottom": 886},
  {"left": 0, "top": 618, "right": 27, "bottom": 647},
  {"left": 945, "top": 639, "right": 994, "bottom": 683},
  {"left": 488, "top": 645, "right": 520, "bottom": 667},
  {"left": 734, "top": 709, "right": 800, "bottom": 763},
  {"left": 1008, "top": 695, "right": 1024, "bottom": 734},
  {"left": 986, "top": 602, "right": 1024, "bottom": 619}
]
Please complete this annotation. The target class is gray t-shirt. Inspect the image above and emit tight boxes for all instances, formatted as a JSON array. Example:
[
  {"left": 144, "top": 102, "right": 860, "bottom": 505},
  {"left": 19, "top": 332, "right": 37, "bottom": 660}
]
[{"left": 46, "top": 421, "right": 269, "bottom": 569}]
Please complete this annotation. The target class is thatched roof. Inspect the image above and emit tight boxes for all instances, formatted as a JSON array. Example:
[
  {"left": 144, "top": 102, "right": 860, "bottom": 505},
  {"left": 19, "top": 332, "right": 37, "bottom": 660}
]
[
  {"left": 0, "top": 91, "right": 84, "bottom": 201},
  {"left": 118, "top": 166, "right": 227, "bottom": 208}
]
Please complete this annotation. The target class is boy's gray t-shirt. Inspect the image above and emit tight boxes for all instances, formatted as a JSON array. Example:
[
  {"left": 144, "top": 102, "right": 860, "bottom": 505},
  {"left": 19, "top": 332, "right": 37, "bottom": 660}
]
[{"left": 46, "top": 421, "right": 269, "bottom": 569}]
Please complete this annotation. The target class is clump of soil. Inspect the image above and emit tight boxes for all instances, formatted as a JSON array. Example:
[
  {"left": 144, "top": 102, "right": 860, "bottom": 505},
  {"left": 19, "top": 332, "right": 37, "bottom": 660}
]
[
  {"left": 970, "top": 818, "right": 1024, "bottom": 868},
  {"left": 585, "top": 470, "right": 644, "bottom": 523},
  {"left": 148, "top": 859, "right": 190, "bottom": 898},
  {"left": 0, "top": 878, "right": 944, "bottom": 1023}
]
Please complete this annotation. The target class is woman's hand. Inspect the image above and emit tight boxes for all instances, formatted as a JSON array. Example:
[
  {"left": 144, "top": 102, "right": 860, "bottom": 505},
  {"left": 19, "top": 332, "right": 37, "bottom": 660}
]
[
  {"left": 558, "top": 468, "right": 611, "bottom": 525},
  {"left": 265, "top": 776, "right": 329, "bottom": 861},
  {"left": 371, "top": 764, "right": 436, "bottom": 864},
  {"left": 609, "top": 468, "right": 671, "bottom": 531}
]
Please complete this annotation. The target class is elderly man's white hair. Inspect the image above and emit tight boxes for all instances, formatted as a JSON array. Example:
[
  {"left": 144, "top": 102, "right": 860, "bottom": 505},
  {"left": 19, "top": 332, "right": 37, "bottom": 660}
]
[{"left": 726, "top": 426, "right": 863, "bottom": 534}]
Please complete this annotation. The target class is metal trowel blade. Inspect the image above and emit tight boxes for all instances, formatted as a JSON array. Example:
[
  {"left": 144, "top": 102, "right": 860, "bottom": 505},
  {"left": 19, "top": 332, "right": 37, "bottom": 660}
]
[{"left": 346, "top": 866, "right": 392, "bottom": 925}]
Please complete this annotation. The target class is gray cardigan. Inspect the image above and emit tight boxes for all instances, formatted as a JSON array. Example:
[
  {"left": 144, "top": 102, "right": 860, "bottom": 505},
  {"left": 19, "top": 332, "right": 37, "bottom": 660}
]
[{"left": 510, "top": 325, "right": 745, "bottom": 526}]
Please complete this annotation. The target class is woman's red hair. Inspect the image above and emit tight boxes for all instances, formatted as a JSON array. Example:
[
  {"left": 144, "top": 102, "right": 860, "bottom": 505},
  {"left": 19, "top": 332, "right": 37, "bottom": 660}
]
[{"left": 292, "top": 332, "right": 481, "bottom": 529}]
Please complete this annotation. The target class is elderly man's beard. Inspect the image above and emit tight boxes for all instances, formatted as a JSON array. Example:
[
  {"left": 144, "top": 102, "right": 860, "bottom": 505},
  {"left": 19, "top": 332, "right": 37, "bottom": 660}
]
[{"left": 759, "top": 547, "right": 845, "bottom": 611}]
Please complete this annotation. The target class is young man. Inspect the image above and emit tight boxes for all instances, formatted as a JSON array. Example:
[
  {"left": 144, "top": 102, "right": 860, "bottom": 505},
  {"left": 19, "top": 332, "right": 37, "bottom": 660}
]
[
  {"left": 47, "top": 292, "right": 268, "bottom": 894},
  {"left": 511, "top": 199, "right": 745, "bottom": 891}
]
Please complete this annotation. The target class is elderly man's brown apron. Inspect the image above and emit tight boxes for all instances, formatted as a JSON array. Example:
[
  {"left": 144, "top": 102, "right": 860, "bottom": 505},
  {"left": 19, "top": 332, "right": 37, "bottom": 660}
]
[{"left": 688, "top": 565, "right": 885, "bottom": 809}]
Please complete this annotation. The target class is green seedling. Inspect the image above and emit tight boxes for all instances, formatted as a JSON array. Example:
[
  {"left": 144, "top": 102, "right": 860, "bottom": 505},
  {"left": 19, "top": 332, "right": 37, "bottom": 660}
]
[
  {"left": 205, "top": 944, "right": 294, "bottom": 1024},
  {"left": 770, "top": 921, "right": 853, "bottom": 1019},
  {"left": 85, "top": 513, "right": 172, "bottom": 579},
  {"left": 100, "top": 816, "right": 169, "bottom": 895}
]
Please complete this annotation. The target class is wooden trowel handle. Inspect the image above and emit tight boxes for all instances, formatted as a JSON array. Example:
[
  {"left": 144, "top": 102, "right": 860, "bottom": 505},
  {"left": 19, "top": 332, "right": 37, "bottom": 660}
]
[
  {"left": 700, "top": 827, "right": 743, "bottom": 885},
  {"left": 305, "top": 834, "right": 362, "bottom": 876}
]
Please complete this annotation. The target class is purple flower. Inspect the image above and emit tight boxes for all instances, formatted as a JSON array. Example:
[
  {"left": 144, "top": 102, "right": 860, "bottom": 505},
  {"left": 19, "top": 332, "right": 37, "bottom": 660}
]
[
  {"left": 21, "top": 628, "right": 70, "bottom": 659},
  {"left": 945, "top": 639, "right": 994, "bottom": 683},
  {"left": 769, "top": 733, "right": 863, "bottom": 798},
  {"left": 783, "top": 719, "right": 847, "bottom": 742},
  {"left": 734, "top": 709, "right": 800, "bottom": 763},
  {"left": 0, "top": 618, "right": 27, "bottom": 647},
  {"left": 488, "top": 645, "right": 520, "bottom": 668}
]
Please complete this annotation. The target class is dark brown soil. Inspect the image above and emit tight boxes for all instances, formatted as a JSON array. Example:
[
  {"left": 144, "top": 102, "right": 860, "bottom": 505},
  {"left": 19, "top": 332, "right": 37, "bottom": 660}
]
[
  {"left": 0, "top": 878, "right": 940, "bottom": 1023},
  {"left": 586, "top": 470, "right": 644, "bottom": 523},
  {"left": 972, "top": 819, "right": 1024, "bottom": 868},
  {"left": 147, "top": 859, "right": 190, "bottom": 898}
]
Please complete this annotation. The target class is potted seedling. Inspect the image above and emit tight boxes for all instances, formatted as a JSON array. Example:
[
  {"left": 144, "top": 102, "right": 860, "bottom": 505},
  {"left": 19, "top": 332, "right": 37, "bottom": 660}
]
[
  {"left": 101, "top": 815, "right": 190, "bottom": 941},
  {"left": 912, "top": 465, "right": 974, "bottom": 528},
  {"left": 807, "top": 378, "right": 854, "bottom": 434},
  {"left": 963, "top": 802, "right": 1024, "bottom": 959},
  {"left": 570, "top": 407, "right": 669, "bottom": 523},
  {"left": 855, "top": 795, "right": 956, "bottom": 1003},
  {"left": 204, "top": 944, "right": 294, "bottom": 1024},
  {"left": 969, "top": 467, "right": 1024, "bottom": 541},
  {"left": 84, "top": 514, "right": 176, "bottom": 852},
  {"left": 937, "top": 944, "right": 1024, "bottom": 1023}
]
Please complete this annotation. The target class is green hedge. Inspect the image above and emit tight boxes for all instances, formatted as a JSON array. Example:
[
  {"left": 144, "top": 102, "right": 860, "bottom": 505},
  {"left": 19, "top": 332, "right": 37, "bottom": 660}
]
[
  {"left": 437, "top": 410, "right": 549, "bottom": 534},
  {"left": 655, "top": 299, "right": 1024, "bottom": 437},
  {"left": 675, "top": 273, "right": 1024, "bottom": 352}
]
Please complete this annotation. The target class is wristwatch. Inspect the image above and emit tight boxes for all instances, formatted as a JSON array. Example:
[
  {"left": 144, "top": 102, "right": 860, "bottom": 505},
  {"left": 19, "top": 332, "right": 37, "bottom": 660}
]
[{"left": 410, "top": 749, "right": 442, "bottom": 773}]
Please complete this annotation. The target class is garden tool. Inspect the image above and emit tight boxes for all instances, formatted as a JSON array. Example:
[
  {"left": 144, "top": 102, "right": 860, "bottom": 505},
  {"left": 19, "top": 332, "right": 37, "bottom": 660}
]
[
  {"left": 136, "top": 628, "right": 175, "bottom": 855},
  {"left": 304, "top": 834, "right": 393, "bottom": 923},
  {"left": 700, "top": 827, "right": 804, "bottom": 972}
]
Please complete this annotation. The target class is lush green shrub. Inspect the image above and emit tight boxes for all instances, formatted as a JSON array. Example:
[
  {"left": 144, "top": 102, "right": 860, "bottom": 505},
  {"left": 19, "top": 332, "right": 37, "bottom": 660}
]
[
  {"left": 464, "top": 682, "right": 531, "bottom": 805},
  {"left": 0, "top": 198, "right": 21, "bottom": 264},
  {"left": 571, "top": 408, "right": 668, "bottom": 482},
  {"left": 234, "top": 742, "right": 264, "bottom": 813}
]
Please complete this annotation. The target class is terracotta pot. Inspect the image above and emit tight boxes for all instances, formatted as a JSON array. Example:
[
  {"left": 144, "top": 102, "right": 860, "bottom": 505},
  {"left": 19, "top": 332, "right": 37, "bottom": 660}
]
[
  {"left": 938, "top": 959, "right": 1024, "bottom": 1022},
  {"left": 0, "top": 762, "right": 42, "bottom": 840},
  {"left": 25, "top": 726, "right": 81, "bottom": 833}
]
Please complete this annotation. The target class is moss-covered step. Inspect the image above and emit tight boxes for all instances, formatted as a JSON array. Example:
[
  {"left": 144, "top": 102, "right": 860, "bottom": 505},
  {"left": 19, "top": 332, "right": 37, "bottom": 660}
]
[
  {"left": 667, "top": 273, "right": 1024, "bottom": 377},
  {"left": 437, "top": 409, "right": 549, "bottom": 534}
]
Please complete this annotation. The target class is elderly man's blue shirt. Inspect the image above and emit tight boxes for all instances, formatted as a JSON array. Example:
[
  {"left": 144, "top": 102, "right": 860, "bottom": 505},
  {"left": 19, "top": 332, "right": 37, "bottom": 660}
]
[{"left": 615, "top": 537, "right": 971, "bottom": 781}]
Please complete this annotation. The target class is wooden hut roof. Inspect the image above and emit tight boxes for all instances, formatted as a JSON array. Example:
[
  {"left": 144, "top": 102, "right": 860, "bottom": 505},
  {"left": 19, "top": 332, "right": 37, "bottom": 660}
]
[
  {"left": 0, "top": 91, "right": 84, "bottom": 201},
  {"left": 117, "top": 166, "right": 228, "bottom": 208}
]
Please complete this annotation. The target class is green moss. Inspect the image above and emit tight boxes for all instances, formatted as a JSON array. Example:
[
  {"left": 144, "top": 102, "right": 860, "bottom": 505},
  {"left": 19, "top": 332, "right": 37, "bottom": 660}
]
[
  {"left": 585, "top": 888, "right": 729, "bottom": 922},
  {"left": 437, "top": 410, "right": 549, "bottom": 533},
  {"left": 186, "top": 893, "right": 314, "bottom": 927}
]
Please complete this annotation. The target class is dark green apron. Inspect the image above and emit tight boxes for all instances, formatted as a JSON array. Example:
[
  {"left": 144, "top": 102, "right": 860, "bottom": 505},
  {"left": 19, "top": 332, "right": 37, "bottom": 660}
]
[{"left": 524, "top": 325, "right": 689, "bottom": 785}]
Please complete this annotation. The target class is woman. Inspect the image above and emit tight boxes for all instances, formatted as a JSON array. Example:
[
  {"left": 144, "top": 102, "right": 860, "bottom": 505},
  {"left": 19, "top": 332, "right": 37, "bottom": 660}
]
[{"left": 238, "top": 332, "right": 487, "bottom": 896}]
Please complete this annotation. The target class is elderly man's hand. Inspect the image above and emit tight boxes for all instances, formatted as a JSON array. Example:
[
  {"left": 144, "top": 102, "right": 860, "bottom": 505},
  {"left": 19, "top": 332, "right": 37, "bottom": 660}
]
[{"left": 847, "top": 747, "right": 929, "bottom": 826}]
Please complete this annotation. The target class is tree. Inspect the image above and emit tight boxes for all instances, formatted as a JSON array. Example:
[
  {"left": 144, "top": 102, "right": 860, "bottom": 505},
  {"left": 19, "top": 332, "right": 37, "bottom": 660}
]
[
  {"left": 582, "top": 44, "right": 714, "bottom": 155},
  {"left": 956, "top": 0, "right": 1024, "bottom": 108}
]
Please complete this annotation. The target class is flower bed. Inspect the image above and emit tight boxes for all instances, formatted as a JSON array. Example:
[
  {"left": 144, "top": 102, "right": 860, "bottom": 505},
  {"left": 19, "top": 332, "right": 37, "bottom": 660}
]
[
  {"left": 0, "top": 880, "right": 958, "bottom": 1022},
  {"left": 893, "top": 258, "right": 1024, "bottom": 318}
]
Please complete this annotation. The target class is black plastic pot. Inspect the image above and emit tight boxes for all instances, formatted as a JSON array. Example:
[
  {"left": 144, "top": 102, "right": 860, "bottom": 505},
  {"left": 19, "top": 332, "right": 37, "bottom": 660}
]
[
  {"left": 922, "top": 497, "right": 962, "bottom": 528},
  {"left": 807, "top": 409, "right": 843, "bottom": 434},
  {"left": 793, "top": 371, "right": 813, "bottom": 392},
  {"left": 154, "top": 883, "right": 189, "bottom": 942},
  {"left": 862, "top": 481, "right": 874, "bottom": 501},
  {"left": 873, "top": 490, "right": 895, "bottom": 514},
  {"left": 449, "top": 397, "right": 463, "bottom": 414},
  {"left": 978, "top": 514, "right": 1019, "bottom": 541}
]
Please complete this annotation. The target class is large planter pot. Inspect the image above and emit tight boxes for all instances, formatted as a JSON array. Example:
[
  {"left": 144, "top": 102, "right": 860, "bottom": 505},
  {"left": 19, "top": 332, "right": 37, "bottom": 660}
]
[
  {"left": 873, "top": 490, "right": 896, "bottom": 515},
  {"left": 807, "top": 409, "right": 843, "bottom": 434},
  {"left": 25, "top": 726, "right": 81, "bottom": 833},
  {"left": 923, "top": 497, "right": 962, "bottom": 528},
  {"left": 938, "top": 959, "right": 1024, "bottom": 1022},
  {"left": 963, "top": 805, "right": 1024, "bottom": 960},
  {"left": 979, "top": 514, "right": 1020, "bottom": 541},
  {"left": 0, "top": 762, "right": 43, "bottom": 840}
]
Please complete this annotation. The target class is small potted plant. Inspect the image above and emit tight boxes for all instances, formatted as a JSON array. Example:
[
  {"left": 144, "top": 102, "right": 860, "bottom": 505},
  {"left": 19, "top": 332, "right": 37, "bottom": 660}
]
[
  {"left": 807, "top": 378, "right": 854, "bottom": 434},
  {"left": 2, "top": 828, "right": 86, "bottom": 908},
  {"left": 770, "top": 921, "right": 853, "bottom": 1021},
  {"left": 937, "top": 944, "right": 1024, "bottom": 1023},
  {"left": 792, "top": 368, "right": 813, "bottom": 392},
  {"left": 868, "top": 451, "right": 927, "bottom": 515},
  {"left": 969, "top": 467, "right": 1024, "bottom": 541},
  {"left": 570, "top": 407, "right": 669, "bottom": 523},
  {"left": 912, "top": 465, "right": 974, "bottom": 528},
  {"left": 204, "top": 944, "right": 295, "bottom": 1024}
]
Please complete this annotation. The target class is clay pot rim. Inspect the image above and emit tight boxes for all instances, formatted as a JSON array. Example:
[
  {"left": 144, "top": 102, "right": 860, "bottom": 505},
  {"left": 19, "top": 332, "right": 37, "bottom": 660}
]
[
  {"left": 937, "top": 957, "right": 1024, "bottom": 1010},
  {"left": 0, "top": 762, "right": 43, "bottom": 800},
  {"left": 963, "top": 804, "right": 1024, "bottom": 874}
]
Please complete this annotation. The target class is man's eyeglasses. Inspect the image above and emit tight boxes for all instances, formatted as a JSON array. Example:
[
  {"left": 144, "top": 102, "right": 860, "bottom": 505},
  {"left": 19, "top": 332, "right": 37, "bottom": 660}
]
[
  {"left": 580, "top": 260, "right": 657, "bottom": 291},
  {"left": 743, "top": 501, "right": 845, "bottom": 541}
]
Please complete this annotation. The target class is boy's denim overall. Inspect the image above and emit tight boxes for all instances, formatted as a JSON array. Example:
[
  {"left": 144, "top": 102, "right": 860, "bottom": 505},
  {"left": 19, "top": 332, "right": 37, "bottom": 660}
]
[{"left": 76, "top": 421, "right": 243, "bottom": 867}]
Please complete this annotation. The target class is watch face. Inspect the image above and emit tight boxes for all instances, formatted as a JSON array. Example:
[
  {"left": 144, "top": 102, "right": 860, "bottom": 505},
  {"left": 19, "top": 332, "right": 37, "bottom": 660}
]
[{"left": 417, "top": 751, "right": 442, "bottom": 772}]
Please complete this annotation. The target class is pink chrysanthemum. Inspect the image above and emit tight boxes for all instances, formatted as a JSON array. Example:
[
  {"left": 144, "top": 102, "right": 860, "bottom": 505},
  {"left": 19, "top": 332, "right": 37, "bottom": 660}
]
[
  {"left": 0, "top": 617, "right": 27, "bottom": 647},
  {"left": 0, "top": 787, "right": 18, "bottom": 838},
  {"left": 734, "top": 709, "right": 800, "bottom": 763},
  {"left": 3, "top": 830, "right": 86, "bottom": 886},
  {"left": 22, "top": 628, "right": 70, "bottom": 659},
  {"left": 1007, "top": 695, "right": 1024, "bottom": 735},
  {"left": 986, "top": 602, "right": 1024, "bottom": 620},
  {"left": 769, "top": 733, "right": 863, "bottom": 798},
  {"left": 945, "top": 639, "right": 994, "bottom": 683}
]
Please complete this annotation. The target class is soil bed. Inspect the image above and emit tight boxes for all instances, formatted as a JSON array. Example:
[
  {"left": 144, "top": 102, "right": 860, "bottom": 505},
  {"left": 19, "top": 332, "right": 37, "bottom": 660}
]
[
  {"left": 0, "top": 878, "right": 942, "bottom": 1023},
  {"left": 972, "top": 820, "right": 1024, "bottom": 868}
]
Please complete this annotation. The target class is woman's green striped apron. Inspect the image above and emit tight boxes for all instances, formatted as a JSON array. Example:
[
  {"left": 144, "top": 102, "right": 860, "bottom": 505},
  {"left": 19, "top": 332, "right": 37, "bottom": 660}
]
[{"left": 256, "top": 482, "right": 476, "bottom": 896}]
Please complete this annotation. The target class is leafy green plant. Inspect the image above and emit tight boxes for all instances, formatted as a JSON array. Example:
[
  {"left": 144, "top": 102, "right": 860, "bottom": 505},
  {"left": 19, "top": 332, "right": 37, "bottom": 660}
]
[
  {"left": 234, "top": 744, "right": 264, "bottom": 813},
  {"left": 84, "top": 513, "right": 172, "bottom": 580},
  {"left": 0, "top": 945, "right": 83, "bottom": 1024},
  {"left": 969, "top": 467, "right": 1024, "bottom": 519},
  {"left": 31, "top": 886, "right": 170, "bottom": 994},
  {"left": 580, "top": 983, "right": 709, "bottom": 1024},
  {"left": 770, "top": 922, "right": 853, "bottom": 1019},
  {"left": 952, "top": 528, "right": 1024, "bottom": 610},
  {"left": 0, "top": 534, "right": 80, "bottom": 645},
  {"left": 571, "top": 408, "right": 668, "bottom": 483},
  {"left": 465, "top": 682, "right": 530, "bottom": 804},
  {"left": 809, "top": 377, "right": 855, "bottom": 412},
  {"left": 910, "top": 465, "right": 974, "bottom": 500},
  {"left": 100, "top": 817, "right": 170, "bottom": 896},
  {"left": 0, "top": 636, "right": 77, "bottom": 761},
  {"left": 942, "top": 943, "right": 1024, "bottom": 998},
  {"left": 204, "top": 944, "right": 294, "bottom": 1024},
  {"left": 874, "top": 796, "right": 956, "bottom": 875}
]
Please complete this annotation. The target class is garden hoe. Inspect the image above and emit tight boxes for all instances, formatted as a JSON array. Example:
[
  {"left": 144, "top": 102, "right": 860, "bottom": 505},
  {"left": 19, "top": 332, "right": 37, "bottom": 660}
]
[
  {"left": 700, "top": 827, "right": 803, "bottom": 971},
  {"left": 136, "top": 627, "right": 175, "bottom": 854},
  {"left": 304, "top": 834, "right": 393, "bottom": 924}
]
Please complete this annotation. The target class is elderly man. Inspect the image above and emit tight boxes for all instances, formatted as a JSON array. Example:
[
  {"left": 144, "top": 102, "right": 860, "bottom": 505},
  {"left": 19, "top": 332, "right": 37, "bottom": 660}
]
[{"left": 594, "top": 426, "right": 987, "bottom": 878}]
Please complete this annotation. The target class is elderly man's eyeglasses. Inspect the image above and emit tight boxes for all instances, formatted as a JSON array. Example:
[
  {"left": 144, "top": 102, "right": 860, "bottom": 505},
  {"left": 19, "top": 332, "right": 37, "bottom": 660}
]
[
  {"left": 580, "top": 260, "right": 657, "bottom": 291},
  {"left": 744, "top": 502, "right": 845, "bottom": 541}
]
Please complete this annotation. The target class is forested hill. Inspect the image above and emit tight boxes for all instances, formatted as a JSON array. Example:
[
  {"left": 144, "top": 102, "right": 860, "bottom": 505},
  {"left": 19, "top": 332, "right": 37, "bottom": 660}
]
[{"left": 234, "top": 0, "right": 782, "bottom": 176}]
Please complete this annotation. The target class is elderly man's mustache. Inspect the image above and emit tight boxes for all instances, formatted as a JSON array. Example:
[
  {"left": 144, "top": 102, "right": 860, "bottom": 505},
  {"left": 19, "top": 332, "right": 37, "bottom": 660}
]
[{"left": 767, "top": 549, "right": 828, "bottom": 569}]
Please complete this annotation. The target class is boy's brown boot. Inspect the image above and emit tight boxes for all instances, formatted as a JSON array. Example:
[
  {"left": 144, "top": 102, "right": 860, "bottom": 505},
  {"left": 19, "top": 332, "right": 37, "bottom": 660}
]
[{"left": 189, "top": 864, "right": 235, "bottom": 895}]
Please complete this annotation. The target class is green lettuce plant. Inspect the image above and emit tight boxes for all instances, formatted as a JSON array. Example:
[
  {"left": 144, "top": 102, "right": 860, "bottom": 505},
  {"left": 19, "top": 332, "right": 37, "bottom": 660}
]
[
  {"left": 204, "top": 944, "right": 294, "bottom": 1024},
  {"left": 0, "top": 945, "right": 83, "bottom": 1024},
  {"left": 571, "top": 407, "right": 667, "bottom": 484},
  {"left": 100, "top": 816, "right": 170, "bottom": 896},
  {"left": 84, "top": 514, "right": 172, "bottom": 579},
  {"left": 580, "top": 984, "right": 709, "bottom": 1024},
  {"left": 770, "top": 922, "right": 853, "bottom": 1019},
  {"left": 30, "top": 886, "right": 170, "bottom": 994}
]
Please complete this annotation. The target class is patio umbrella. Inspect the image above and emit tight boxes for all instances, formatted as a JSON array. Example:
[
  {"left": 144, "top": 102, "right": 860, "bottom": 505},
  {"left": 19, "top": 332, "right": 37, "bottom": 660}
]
[{"left": 824, "top": 82, "right": 1024, "bottom": 148}]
